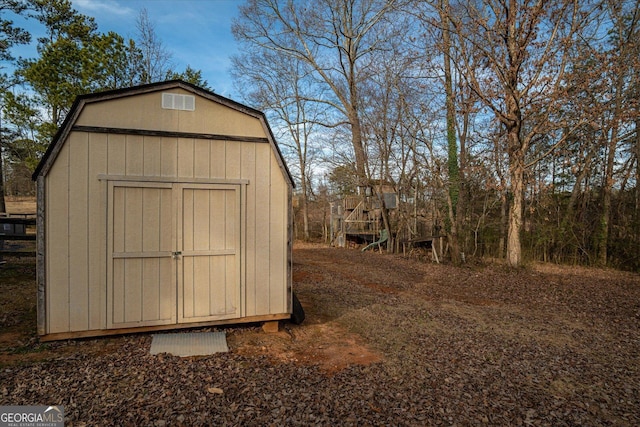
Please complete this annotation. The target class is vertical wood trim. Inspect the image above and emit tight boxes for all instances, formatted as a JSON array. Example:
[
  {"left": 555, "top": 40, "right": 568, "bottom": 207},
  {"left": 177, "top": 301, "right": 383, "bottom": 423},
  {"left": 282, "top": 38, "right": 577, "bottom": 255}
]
[
  {"left": 234, "top": 186, "right": 243, "bottom": 318},
  {"left": 106, "top": 181, "right": 115, "bottom": 328},
  {"left": 36, "top": 176, "right": 46, "bottom": 335},
  {"left": 240, "top": 178, "right": 247, "bottom": 317},
  {"left": 175, "top": 184, "right": 184, "bottom": 322},
  {"left": 101, "top": 177, "right": 109, "bottom": 328},
  {"left": 287, "top": 180, "right": 293, "bottom": 314}
]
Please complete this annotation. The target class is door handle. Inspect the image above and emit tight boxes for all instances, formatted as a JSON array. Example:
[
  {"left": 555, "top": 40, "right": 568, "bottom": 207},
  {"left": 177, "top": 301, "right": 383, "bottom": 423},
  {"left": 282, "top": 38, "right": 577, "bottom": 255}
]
[{"left": 172, "top": 251, "right": 182, "bottom": 259}]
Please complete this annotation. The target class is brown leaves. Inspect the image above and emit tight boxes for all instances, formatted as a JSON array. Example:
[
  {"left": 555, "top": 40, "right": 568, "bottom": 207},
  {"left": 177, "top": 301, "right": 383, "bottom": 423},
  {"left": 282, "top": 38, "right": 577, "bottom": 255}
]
[{"left": 1, "top": 244, "right": 639, "bottom": 425}]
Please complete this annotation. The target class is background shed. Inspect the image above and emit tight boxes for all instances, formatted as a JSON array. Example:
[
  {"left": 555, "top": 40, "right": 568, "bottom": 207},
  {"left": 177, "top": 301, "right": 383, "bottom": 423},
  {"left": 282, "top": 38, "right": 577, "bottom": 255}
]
[{"left": 33, "top": 80, "right": 294, "bottom": 340}]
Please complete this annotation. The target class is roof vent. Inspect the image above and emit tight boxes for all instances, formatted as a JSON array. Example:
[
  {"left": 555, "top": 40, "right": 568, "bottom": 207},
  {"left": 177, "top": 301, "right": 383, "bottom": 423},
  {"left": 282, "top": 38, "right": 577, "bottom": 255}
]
[{"left": 162, "top": 93, "right": 195, "bottom": 111}]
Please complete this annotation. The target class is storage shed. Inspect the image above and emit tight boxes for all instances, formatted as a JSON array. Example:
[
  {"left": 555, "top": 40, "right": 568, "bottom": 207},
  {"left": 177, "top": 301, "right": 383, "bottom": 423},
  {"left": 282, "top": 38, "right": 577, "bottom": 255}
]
[{"left": 33, "top": 80, "right": 294, "bottom": 341}]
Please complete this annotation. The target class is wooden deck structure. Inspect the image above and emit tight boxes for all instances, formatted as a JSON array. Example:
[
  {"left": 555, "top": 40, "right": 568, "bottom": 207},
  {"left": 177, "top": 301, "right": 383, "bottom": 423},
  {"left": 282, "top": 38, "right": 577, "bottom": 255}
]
[
  {"left": 0, "top": 215, "right": 36, "bottom": 262},
  {"left": 331, "top": 185, "right": 399, "bottom": 248}
]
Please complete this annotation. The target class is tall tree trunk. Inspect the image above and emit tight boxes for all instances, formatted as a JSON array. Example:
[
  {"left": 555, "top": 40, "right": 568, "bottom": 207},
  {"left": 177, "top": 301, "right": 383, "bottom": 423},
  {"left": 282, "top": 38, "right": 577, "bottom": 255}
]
[
  {"left": 440, "top": 0, "right": 461, "bottom": 264},
  {"left": 498, "top": 190, "right": 507, "bottom": 259},
  {"left": 507, "top": 154, "right": 525, "bottom": 267},
  {"left": 504, "top": 0, "right": 525, "bottom": 267},
  {"left": 296, "top": 119, "right": 311, "bottom": 241},
  {"left": 505, "top": 82, "right": 525, "bottom": 269},
  {"left": 349, "top": 107, "right": 367, "bottom": 183},
  {"left": 299, "top": 175, "right": 310, "bottom": 240},
  {"left": 302, "top": 166, "right": 310, "bottom": 242},
  {"left": 597, "top": 73, "right": 625, "bottom": 266},
  {"left": 595, "top": 1, "right": 638, "bottom": 266},
  {"left": 456, "top": 91, "right": 470, "bottom": 259},
  {"left": 597, "top": 120, "right": 619, "bottom": 265}
]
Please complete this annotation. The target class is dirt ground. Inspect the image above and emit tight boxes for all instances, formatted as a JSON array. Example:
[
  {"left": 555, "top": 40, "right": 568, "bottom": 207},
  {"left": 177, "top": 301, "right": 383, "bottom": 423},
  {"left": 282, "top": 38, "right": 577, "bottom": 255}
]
[{"left": 1, "top": 241, "right": 639, "bottom": 425}]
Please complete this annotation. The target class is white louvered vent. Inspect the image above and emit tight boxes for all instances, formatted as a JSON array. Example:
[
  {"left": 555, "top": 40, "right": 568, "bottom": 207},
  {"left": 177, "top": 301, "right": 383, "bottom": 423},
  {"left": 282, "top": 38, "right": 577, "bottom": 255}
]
[{"left": 162, "top": 93, "right": 195, "bottom": 111}]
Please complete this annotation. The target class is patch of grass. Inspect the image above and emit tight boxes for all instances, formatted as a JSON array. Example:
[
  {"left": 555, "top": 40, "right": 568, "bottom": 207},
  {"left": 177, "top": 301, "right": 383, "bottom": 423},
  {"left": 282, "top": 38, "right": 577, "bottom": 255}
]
[{"left": 8, "top": 340, "right": 49, "bottom": 355}]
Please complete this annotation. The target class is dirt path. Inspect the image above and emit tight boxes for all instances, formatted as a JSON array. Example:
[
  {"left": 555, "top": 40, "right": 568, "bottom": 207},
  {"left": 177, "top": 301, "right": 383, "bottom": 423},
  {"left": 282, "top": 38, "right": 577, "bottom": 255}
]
[{"left": 1, "top": 243, "right": 639, "bottom": 425}]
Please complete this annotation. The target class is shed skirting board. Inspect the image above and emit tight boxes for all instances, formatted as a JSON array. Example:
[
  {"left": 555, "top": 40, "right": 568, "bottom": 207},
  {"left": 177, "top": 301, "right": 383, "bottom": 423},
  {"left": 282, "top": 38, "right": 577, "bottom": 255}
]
[{"left": 39, "top": 313, "right": 291, "bottom": 342}]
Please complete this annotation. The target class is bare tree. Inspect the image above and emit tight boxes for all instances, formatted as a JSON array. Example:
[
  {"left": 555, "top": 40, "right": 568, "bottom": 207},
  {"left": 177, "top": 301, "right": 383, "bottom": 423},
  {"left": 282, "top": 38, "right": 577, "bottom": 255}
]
[
  {"left": 438, "top": 0, "right": 465, "bottom": 263},
  {"left": 136, "top": 8, "right": 172, "bottom": 84},
  {"left": 232, "top": 48, "right": 325, "bottom": 240},
  {"left": 233, "top": 0, "right": 401, "bottom": 183},
  {"left": 593, "top": 0, "right": 639, "bottom": 265},
  {"left": 446, "top": 0, "right": 586, "bottom": 266}
]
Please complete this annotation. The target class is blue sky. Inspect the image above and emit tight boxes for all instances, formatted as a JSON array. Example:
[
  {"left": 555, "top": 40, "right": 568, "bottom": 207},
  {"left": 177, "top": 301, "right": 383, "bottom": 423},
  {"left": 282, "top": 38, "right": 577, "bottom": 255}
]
[{"left": 12, "top": 0, "right": 242, "bottom": 98}]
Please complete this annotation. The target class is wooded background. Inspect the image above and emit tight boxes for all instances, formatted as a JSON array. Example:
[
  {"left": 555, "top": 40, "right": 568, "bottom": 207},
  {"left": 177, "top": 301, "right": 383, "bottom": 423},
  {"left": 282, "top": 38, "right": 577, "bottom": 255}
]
[{"left": 1, "top": 0, "right": 639, "bottom": 270}]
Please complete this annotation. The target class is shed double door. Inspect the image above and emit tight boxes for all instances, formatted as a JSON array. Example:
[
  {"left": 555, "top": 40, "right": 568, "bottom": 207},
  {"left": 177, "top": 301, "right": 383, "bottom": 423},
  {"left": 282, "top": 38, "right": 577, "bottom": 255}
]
[{"left": 107, "top": 181, "right": 241, "bottom": 329}]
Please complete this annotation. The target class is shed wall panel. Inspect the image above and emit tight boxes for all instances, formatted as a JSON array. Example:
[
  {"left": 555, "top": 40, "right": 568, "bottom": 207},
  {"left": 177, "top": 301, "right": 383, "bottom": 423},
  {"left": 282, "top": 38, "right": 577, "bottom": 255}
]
[
  {"left": 225, "top": 141, "right": 241, "bottom": 180},
  {"left": 177, "top": 138, "right": 195, "bottom": 178},
  {"left": 254, "top": 143, "right": 271, "bottom": 315},
  {"left": 126, "top": 135, "right": 144, "bottom": 176},
  {"left": 143, "top": 136, "right": 161, "bottom": 176},
  {"left": 46, "top": 142, "right": 70, "bottom": 333},
  {"left": 68, "top": 133, "right": 90, "bottom": 331},
  {"left": 194, "top": 139, "right": 210, "bottom": 178},
  {"left": 107, "top": 134, "right": 126, "bottom": 175},
  {"left": 240, "top": 142, "right": 257, "bottom": 316},
  {"left": 160, "top": 137, "right": 178, "bottom": 177},
  {"left": 269, "top": 154, "right": 287, "bottom": 313},
  {"left": 87, "top": 133, "right": 108, "bottom": 330},
  {"left": 210, "top": 140, "right": 226, "bottom": 179}
]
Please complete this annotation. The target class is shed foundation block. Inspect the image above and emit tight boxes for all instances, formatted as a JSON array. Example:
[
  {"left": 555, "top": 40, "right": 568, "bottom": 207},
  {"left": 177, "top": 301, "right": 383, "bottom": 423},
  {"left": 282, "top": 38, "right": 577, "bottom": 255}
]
[{"left": 262, "top": 321, "right": 279, "bottom": 333}]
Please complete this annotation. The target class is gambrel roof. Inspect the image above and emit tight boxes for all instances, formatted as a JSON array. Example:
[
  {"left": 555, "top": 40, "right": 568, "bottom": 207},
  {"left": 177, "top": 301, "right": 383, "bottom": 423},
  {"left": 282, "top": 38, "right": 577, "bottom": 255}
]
[{"left": 33, "top": 79, "right": 294, "bottom": 188}]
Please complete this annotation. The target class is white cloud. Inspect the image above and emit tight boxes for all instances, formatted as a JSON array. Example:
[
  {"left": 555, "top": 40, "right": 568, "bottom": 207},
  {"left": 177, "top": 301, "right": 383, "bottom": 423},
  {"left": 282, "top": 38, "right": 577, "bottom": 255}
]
[{"left": 72, "top": 0, "right": 135, "bottom": 17}]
